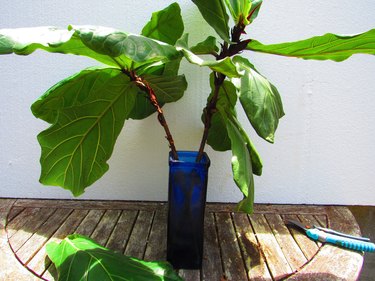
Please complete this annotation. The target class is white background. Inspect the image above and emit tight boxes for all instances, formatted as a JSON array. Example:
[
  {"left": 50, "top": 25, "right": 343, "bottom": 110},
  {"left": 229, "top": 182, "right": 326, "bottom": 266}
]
[{"left": 1, "top": 0, "right": 374, "bottom": 205}]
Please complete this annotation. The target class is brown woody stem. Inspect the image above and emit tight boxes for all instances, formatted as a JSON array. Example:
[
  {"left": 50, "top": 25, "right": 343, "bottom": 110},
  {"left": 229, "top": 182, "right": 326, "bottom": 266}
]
[
  {"left": 196, "top": 22, "right": 250, "bottom": 162},
  {"left": 124, "top": 69, "right": 179, "bottom": 160}
]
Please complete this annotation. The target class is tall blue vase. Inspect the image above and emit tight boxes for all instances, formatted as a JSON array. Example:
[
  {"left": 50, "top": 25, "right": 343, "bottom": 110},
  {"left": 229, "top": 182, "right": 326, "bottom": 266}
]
[{"left": 167, "top": 151, "right": 210, "bottom": 269}]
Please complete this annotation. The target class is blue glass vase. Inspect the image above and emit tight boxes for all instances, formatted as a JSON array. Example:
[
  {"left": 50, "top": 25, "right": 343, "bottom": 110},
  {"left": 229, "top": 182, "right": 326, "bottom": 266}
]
[{"left": 167, "top": 151, "right": 210, "bottom": 269}]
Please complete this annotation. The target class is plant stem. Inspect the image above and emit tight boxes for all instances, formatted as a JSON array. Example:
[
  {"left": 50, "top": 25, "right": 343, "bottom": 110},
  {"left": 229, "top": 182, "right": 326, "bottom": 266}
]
[
  {"left": 195, "top": 22, "right": 250, "bottom": 162},
  {"left": 124, "top": 69, "right": 179, "bottom": 160},
  {"left": 196, "top": 72, "right": 225, "bottom": 162}
]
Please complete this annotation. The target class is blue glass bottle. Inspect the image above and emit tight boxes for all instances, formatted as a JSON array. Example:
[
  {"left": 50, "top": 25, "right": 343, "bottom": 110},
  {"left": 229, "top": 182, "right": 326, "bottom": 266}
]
[{"left": 167, "top": 151, "right": 210, "bottom": 269}]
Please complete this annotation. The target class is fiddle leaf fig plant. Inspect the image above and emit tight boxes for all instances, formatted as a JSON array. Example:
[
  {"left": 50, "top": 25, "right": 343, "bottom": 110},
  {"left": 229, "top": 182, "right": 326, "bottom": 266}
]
[
  {"left": 1, "top": 0, "right": 375, "bottom": 213},
  {"left": 184, "top": 0, "right": 375, "bottom": 212}
]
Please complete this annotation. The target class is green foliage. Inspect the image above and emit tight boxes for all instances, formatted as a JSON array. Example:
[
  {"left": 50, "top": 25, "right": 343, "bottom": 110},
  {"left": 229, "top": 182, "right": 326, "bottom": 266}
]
[
  {"left": 223, "top": 0, "right": 251, "bottom": 25},
  {"left": 233, "top": 56, "right": 284, "bottom": 143},
  {"left": 142, "top": 2, "right": 184, "bottom": 45},
  {"left": 246, "top": 29, "right": 375, "bottom": 61},
  {"left": 36, "top": 69, "right": 137, "bottom": 196},
  {"left": 46, "top": 234, "right": 183, "bottom": 281},
  {"left": 1, "top": 1, "right": 375, "bottom": 213},
  {"left": 190, "top": 36, "right": 219, "bottom": 55},
  {"left": 189, "top": 0, "right": 375, "bottom": 212},
  {"left": 192, "top": 0, "right": 230, "bottom": 42}
]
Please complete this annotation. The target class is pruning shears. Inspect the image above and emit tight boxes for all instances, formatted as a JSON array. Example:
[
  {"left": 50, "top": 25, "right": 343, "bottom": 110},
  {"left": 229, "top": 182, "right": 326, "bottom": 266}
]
[{"left": 287, "top": 220, "right": 375, "bottom": 252}]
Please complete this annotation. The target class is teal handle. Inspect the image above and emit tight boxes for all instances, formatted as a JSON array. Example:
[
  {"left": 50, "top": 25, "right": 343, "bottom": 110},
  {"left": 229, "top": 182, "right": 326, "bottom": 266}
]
[{"left": 306, "top": 229, "right": 375, "bottom": 252}]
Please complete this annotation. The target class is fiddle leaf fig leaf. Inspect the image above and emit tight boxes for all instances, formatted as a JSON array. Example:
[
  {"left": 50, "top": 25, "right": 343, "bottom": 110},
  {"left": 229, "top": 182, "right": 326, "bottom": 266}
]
[
  {"left": 141, "top": 2, "right": 184, "bottom": 45},
  {"left": 177, "top": 34, "right": 242, "bottom": 77},
  {"left": 221, "top": 110, "right": 255, "bottom": 213},
  {"left": 46, "top": 234, "right": 183, "bottom": 281},
  {"left": 129, "top": 74, "right": 187, "bottom": 119},
  {"left": 190, "top": 36, "right": 219, "bottom": 55},
  {"left": 145, "top": 74, "right": 187, "bottom": 103},
  {"left": 247, "top": 0, "right": 263, "bottom": 24},
  {"left": 246, "top": 29, "right": 375, "bottom": 61},
  {"left": 0, "top": 26, "right": 181, "bottom": 69},
  {"left": 31, "top": 67, "right": 114, "bottom": 124},
  {"left": 206, "top": 73, "right": 237, "bottom": 151},
  {"left": 35, "top": 69, "right": 137, "bottom": 196},
  {"left": 224, "top": 0, "right": 251, "bottom": 25},
  {"left": 192, "top": 0, "right": 230, "bottom": 42},
  {"left": 206, "top": 112, "right": 231, "bottom": 151},
  {"left": 233, "top": 56, "right": 284, "bottom": 143}
]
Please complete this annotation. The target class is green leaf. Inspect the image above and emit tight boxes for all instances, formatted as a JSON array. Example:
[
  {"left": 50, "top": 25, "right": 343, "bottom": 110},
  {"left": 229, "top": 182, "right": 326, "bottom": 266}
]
[
  {"left": 141, "top": 2, "right": 184, "bottom": 45},
  {"left": 190, "top": 36, "right": 219, "bottom": 55},
  {"left": 145, "top": 74, "right": 187, "bottom": 103},
  {"left": 31, "top": 67, "right": 110, "bottom": 123},
  {"left": 46, "top": 234, "right": 183, "bottom": 281},
  {"left": 0, "top": 26, "right": 181, "bottom": 69},
  {"left": 177, "top": 34, "right": 242, "bottom": 77},
  {"left": 206, "top": 112, "right": 231, "bottom": 151},
  {"left": 221, "top": 110, "right": 255, "bottom": 213},
  {"left": 233, "top": 56, "right": 284, "bottom": 143},
  {"left": 206, "top": 73, "right": 237, "bottom": 151},
  {"left": 129, "top": 74, "right": 187, "bottom": 120},
  {"left": 247, "top": 0, "right": 263, "bottom": 24},
  {"left": 34, "top": 68, "right": 137, "bottom": 196},
  {"left": 192, "top": 0, "right": 230, "bottom": 42},
  {"left": 223, "top": 0, "right": 251, "bottom": 25},
  {"left": 246, "top": 29, "right": 375, "bottom": 61}
]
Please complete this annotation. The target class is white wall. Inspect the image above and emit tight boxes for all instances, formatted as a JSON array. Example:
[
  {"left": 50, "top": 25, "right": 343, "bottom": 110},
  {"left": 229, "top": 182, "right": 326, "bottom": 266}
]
[{"left": 1, "top": 0, "right": 374, "bottom": 205}]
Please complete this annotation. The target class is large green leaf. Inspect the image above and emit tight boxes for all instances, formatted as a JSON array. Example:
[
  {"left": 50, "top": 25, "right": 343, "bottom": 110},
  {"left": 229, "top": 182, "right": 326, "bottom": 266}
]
[
  {"left": 141, "top": 2, "right": 184, "bottom": 45},
  {"left": 192, "top": 0, "right": 230, "bottom": 42},
  {"left": 221, "top": 110, "right": 255, "bottom": 213},
  {"left": 129, "top": 74, "right": 188, "bottom": 119},
  {"left": 46, "top": 234, "right": 183, "bottom": 281},
  {"left": 246, "top": 29, "right": 375, "bottom": 61},
  {"left": 0, "top": 25, "right": 181, "bottom": 69},
  {"left": 206, "top": 73, "right": 237, "bottom": 151},
  {"left": 177, "top": 34, "right": 242, "bottom": 77},
  {"left": 190, "top": 36, "right": 219, "bottom": 55},
  {"left": 233, "top": 56, "right": 284, "bottom": 143},
  {"left": 31, "top": 67, "right": 113, "bottom": 123},
  {"left": 35, "top": 69, "right": 138, "bottom": 196}
]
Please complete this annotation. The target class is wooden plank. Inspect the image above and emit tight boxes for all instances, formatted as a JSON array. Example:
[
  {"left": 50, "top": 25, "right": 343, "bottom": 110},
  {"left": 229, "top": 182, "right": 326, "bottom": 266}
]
[
  {"left": 106, "top": 210, "right": 138, "bottom": 253},
  {"left": 9, "top": 208, "right": 55, "bottom": 252},
  {"left": 250, "top": 213, "right": 292, "bottom": 280},
  {"left": 91, "top": 209, "right": 121, "bottom": 247},
  {"left": 283, "top": 214, "right": 319, "bottom": 260},
  {"left": 144, "top": 209, "right": 167, "bottom": 261},
  {"left": 206, "top": 204, "right": 327, "bottom": 215},
  {"left": 314, "top": 215, "right": 328, "bottom": 227},
  {"left": 1, "top": 199, "right": 39, "bottom": 281},
  {"left": 178, "top": 270, "right": 200, "bottom": 281},
  {"left": 201, "top": 212, "right": 224, "bottom": 281},
  {"left": 124, "top": 210, "right": 154, "bottom": 259},
  {"left": 75, "top": 209, "right": 105, "bottom": 237},
  {"left": 265, "top": 214, "right": 307, "bottom": 272},
  {"left": 16, "top": 208, "right": 72, "bottom": 264},
  {"left": 232, "top": 212, "right": 272, "bottom": 281},
  {"left": 7, "top": 207, "right": 24, "bottom": 222},
  {"left": 215, "top": 212, "right": 248, "bottom": 281},
  {"left": 13, "top": 199, "right": 166, "bottom": 211},
  {"left": 286, "top": 207, "right": 363, "bottom": 281},
  {"left": 298, "top": 214, "right": 324, "bottom": 247},
  {"left": 28, "top": 209, "right": 89, "bottom": 276},
  {"left": 6, "top": 207, "right": 43, "bottom": 238}
]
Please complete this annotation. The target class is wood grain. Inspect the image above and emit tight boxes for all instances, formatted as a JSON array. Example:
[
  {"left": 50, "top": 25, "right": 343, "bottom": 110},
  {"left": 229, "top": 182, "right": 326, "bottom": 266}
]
[{"left": 2, "top": 200, "right": 364, "bottom": 281}]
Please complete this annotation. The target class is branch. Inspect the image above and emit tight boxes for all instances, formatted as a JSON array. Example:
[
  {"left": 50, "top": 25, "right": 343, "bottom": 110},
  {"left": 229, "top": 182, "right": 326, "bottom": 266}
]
[{"left": 123, "top": 69, "right": 179, "bottom": 160}]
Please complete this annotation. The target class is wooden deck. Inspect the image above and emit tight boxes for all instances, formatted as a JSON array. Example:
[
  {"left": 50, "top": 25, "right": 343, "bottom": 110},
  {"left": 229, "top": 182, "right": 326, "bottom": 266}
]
[{"left": 0, "top": 199, "right": 364, "bottom": 281}]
